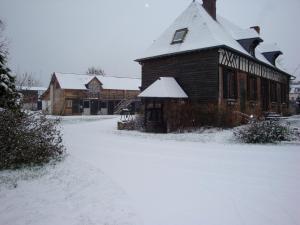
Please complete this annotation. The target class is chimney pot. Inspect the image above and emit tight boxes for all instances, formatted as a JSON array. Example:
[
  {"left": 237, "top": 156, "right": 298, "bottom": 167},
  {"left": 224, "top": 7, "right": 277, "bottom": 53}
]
[
  {"left": 202, "top": 0, "right": 217, "bottom": 20},
  {"left": 250, "top": 26, "right": 261, "bottom": 35}
]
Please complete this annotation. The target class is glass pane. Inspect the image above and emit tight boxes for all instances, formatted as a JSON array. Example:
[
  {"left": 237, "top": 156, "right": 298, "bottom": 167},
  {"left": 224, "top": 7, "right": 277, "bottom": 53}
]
[{"left": 172, "top": 29, "right": 188, "bottom": 43}]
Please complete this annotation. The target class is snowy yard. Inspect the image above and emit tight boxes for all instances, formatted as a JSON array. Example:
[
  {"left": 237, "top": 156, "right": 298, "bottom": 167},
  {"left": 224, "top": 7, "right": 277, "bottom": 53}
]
[{"left": 1, "top": 116, "right": 300, "bottom": 225}]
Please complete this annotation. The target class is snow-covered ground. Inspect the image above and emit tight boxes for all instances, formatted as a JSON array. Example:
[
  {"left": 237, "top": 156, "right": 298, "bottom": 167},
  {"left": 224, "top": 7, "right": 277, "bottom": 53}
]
[{"left": 1, "top": 115, "right": 300, "bottom": 225}]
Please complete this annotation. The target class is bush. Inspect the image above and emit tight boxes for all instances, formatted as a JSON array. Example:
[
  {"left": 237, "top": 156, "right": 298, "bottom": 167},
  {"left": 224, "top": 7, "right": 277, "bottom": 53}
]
[
  {"left": 234, "top": 120, "right": 293, "bottom": 144},
  {"left": 0, "top": 110, "right": 65, "bottom": 170}
]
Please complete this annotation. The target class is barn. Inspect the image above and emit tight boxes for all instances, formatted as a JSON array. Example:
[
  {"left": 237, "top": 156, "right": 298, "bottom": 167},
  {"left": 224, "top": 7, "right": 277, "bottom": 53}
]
[
  {"left": 136, "top": 0, "right": 292, "bottom": 133},
  {"left": 42, "top": 72, "right": 141, "bottom": 115},
  {"left": 17, "top": 86, "right": 47, "bottom": 111}
]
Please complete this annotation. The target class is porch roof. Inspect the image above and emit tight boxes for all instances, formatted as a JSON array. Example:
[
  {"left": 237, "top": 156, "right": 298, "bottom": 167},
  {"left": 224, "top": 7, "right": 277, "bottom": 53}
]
[{"left": 138, "top": 77, "right": 188, "bottom": 99}]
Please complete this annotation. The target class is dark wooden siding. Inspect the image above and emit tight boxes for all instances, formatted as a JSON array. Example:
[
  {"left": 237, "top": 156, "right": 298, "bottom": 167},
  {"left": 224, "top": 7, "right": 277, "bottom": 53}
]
[{"left": 141, "top": 49, "right": 219, "bottom": 102}]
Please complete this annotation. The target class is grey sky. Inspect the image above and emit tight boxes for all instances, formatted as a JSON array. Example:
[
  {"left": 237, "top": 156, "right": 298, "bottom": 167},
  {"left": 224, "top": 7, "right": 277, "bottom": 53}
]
[{"left": 1, "top": 0, "right": 299, "bottom": 86}]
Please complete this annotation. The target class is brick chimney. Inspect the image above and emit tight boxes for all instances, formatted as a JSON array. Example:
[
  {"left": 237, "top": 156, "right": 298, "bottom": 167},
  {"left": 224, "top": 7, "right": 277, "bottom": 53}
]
[
  {"left": 202, "top": 0, "right": 217, "bottom": 20},
  {"left": 250, "top": 26, "right": 261, "bottom": 34}
]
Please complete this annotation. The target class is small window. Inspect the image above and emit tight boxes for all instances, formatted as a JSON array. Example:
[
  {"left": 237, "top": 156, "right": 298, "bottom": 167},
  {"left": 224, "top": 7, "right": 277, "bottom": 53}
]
[
  {"left": 171, "top": 28, "right": 188, "bottom": 44},
  {"left": 99, "top": 101, "right": 107, "bottom": 108},
  {"left": 66, "top": 99, "right": 73, "bottom": 108},
  {"left": 249, "top": 47, "right": 255, "bottom": 57},
  {"left": 83, "top": 100, "right": 90, "bottom": 108},
  {"left": 223, "top": 68, "right": 237, "bottom": 99}
]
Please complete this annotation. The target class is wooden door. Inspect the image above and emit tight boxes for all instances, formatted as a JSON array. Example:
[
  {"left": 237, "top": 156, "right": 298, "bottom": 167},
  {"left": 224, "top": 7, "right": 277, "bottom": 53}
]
[{"left": 90, "top": 100, "right": 99, "bottom": 115}]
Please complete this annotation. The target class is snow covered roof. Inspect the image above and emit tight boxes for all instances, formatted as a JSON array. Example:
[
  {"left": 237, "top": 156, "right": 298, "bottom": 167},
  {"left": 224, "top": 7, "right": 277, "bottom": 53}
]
[
  {"left": 137, "top": 1, "right": 249, "bottom": 61},
  {"left": 136, "top": 1, "right": 254, "bottom": 61},
  {"left": 217, "top": 16, "right": 259, "bottom": 41},
  {"left": 17, "top": 86, "right": 47, "bottom": 91},
  {"left": 258, "top": 43, "right": 282, "bottom": 53},
  {"left": 136, "top": 1, "right": 288, "bottom": 73},
  {"left": 54, "top": 73, "right": 140, "bottom": 91},
  {"left": 138, "top": 77, "right": 188, "bottom": 98},
  {"left": 95, "top": 75, "right": 140, "bottom": 91}
]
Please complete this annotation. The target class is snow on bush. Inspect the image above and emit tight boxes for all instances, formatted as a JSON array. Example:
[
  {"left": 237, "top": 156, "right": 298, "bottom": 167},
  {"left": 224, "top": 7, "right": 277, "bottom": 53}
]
[
  {"left": 0, "top": 110, "right": 65, "bottom": 170},
  {"left": 234, "top": 120, "right": 293, "bottom": 144}
]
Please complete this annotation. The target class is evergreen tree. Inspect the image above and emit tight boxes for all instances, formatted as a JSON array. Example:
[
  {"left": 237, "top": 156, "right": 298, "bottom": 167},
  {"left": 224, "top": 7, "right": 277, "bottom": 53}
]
[
  {"left": 0, "top": 20, "right": 65, "bottom": 170},
  {"left": 0, "top": 20, "right": 19, "bottom": 110}
]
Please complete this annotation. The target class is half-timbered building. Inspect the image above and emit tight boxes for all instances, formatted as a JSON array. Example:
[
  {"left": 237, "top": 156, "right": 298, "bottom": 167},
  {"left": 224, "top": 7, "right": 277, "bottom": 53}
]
[
  {"left": 137, "top": 0, "right": 292, "bottom": 132},
  {"left": 42, "top": 73, "right": 141, "bottom": 115}
]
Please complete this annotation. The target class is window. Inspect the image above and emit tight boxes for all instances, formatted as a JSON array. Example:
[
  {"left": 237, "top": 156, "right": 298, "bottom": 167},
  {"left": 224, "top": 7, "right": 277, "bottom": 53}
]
[
  {"left": 171, "top": 28, "right": 188, "bottom": 44},
  {"left": 223, "top": 68, "right": 237, "bottom": 99},
  {"left": 249, "top": 47, "right": 255, "bottom": 57},
  {"left": 270, "top": 81, "right": 278, "bottom": 102},
  {"left": 99, "top": 101, "right": 107, "bottom": 109},
  {"left": 247, "top": 75, "right": 257, "bottom": 100},
  {"left": 66, "top": 99, "right": 73, "bottom": 108},
  {"left": 146, "top": 102, "right": 162, "bottom": 122},
  {"left": 148, "top": 108, "right": 161, "bottom": 122},
  {"left": 83, "top": 100, "right": 90, "bottom": 108}
]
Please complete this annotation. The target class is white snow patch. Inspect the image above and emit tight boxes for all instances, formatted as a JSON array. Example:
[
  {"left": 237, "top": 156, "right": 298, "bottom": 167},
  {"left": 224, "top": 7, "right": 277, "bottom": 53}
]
[
  {"left": 1, "top": 116, "right": 300, "bottom": 225},
  {"left": 0, "top": 156, "right": 140, "bottom": 225},
  {"left": 139, "top": 77, "right": 188, "bottom": 98},
  {"left": 54, "top": 73, "right": 141, "bottom": 91}
]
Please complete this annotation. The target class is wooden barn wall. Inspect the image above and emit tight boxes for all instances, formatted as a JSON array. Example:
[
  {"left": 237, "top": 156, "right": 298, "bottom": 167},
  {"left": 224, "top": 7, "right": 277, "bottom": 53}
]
[
  {"left": 141, "top": 49, "right": 219, "bottom": 103},
  {"left": 52, "top": 80, "right": 64, "bottom": 115},
  {"left": 52, "top": 88, "right": 139, "bottom": 116},
  {"left": 100, "top": 89, "right": 140, "bottom": 100},
  {"left": 219, "top": 66, "right": 289, "bottom": 116}
]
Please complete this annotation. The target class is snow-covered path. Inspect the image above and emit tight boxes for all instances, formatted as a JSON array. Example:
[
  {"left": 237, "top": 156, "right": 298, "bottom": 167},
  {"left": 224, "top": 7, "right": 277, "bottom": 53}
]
[
  {"left": 1, "top": 116, "right": 300, "bottom": 225},
  {"left": 62, "top": 116, "right": 300, "bottom": 225}
]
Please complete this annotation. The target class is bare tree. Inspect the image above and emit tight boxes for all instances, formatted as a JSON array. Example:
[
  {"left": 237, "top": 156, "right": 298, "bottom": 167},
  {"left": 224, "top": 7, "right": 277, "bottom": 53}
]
[
  {"left": 15, "top": 72, "right": 42, "bottom": 88},
  {"left": 86, "top": 66, "right": 106, "bottom": 76}
]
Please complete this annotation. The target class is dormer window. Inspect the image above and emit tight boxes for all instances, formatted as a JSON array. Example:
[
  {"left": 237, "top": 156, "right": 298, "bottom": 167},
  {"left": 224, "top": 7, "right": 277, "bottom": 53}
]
[
  {"left": 237, "top": 37, "right": 263, "bottom": 58},
  {"left": 171, "top": 28, "right": 188, "bottom": 44}
]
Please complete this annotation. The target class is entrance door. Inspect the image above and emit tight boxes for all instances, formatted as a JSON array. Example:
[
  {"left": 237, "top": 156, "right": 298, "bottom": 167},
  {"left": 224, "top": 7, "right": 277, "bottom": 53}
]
[
  {"left": 90, "top": 100, "right": 99, "bottom": 115},
  {"left": 108, "top": 101, "right": 115, "bottom": 115},
  {"left": 239, "top": 79, "right": 246, "bottom": 113},
  {"left": 261, "top": 78, "right": 269, "bottom": 111},
  {"left": 83, "top": 100, "right": 90, "bottom": 115}
]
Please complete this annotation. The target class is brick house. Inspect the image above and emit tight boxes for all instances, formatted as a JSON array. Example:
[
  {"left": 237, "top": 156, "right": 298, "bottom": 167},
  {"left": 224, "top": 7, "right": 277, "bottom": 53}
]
[{"left": 137, "top": 0, "right": 292, "bottom": 132}]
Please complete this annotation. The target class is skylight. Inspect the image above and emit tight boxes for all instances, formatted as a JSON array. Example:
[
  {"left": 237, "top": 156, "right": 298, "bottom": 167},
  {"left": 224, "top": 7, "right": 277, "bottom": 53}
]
[{"left": 171, "top": 28, "right": 188, "bottom": 44}]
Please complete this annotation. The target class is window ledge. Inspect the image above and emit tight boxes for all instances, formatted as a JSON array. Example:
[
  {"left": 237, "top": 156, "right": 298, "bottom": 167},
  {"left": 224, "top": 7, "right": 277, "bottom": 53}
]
[
  {"left": 248, "top": 100, "right": 258, "bottom": 106},
  {"left": 226, "top": 99, "right": 237, "bottom": 106}
]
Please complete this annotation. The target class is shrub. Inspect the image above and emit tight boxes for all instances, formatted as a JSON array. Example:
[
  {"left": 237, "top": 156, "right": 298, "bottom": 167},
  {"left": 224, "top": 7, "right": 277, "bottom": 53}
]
[
  {"left": 234, "top": 120, "right": 293, "bottom": 144},
  {"left": 0, "top": 110, "right": 65, "bottom": 170}
]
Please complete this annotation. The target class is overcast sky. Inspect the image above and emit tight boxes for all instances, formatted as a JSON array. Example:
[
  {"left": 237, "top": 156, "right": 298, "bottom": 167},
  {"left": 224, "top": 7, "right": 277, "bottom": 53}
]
[{"left": 1, "top": 0, "right": 300, "bottom": 85}]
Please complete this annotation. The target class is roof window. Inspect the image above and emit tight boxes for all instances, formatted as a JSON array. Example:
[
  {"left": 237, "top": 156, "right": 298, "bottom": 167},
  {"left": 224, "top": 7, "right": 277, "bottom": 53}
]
[{"left": 171, "top": 28, "right": 188, "bottom": 44}]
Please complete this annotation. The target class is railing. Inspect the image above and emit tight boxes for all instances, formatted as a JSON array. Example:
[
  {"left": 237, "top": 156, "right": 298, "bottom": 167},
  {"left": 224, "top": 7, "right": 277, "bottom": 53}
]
[{"left": 114, "top": 99, "right": 136, "bottom": 115}]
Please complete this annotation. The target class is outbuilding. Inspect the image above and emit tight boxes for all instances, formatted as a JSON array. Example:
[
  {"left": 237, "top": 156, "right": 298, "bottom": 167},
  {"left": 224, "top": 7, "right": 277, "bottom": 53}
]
[{"left": 42, "top": 73, "right": 141, "bottom": 115}]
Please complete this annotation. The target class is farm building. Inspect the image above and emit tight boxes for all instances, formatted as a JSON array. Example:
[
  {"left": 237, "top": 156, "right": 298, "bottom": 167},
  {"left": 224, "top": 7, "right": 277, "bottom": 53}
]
[
  {"left": 290, "top": 83, "right": 300, "bottom": 114},
  {"left": 42, "top": 73, "right": 141, "bottom": 115},
  {"left": 17, "top": 86, "right": 47, "bottom": 111},
  {"left": 290, "top": 84, "right": 300, "bottom": 102},
  {"left": 136, "top": 0, "right": 292, "bottom": 133}
]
